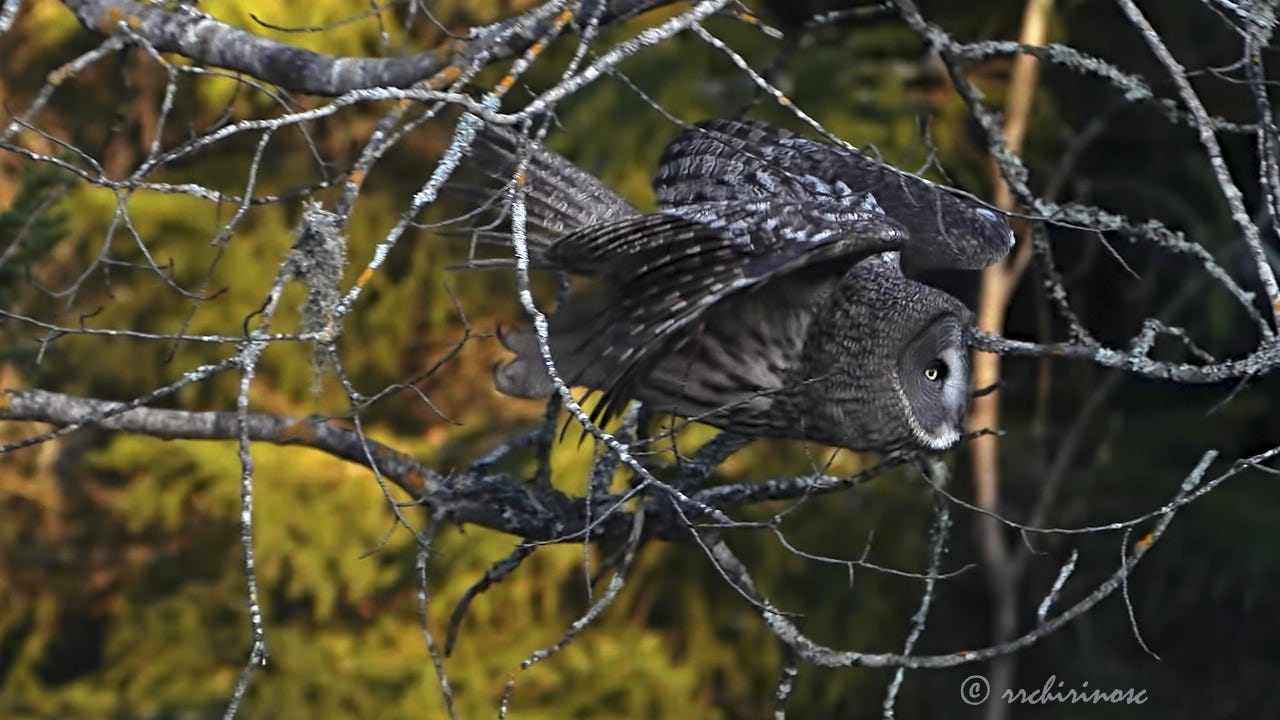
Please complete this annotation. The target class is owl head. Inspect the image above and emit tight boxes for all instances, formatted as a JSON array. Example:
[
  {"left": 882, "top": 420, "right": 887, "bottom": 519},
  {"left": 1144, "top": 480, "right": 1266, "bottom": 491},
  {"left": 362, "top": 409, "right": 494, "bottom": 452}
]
[{"left": 797, "top": 254, "right": 972, "bottom": 452}]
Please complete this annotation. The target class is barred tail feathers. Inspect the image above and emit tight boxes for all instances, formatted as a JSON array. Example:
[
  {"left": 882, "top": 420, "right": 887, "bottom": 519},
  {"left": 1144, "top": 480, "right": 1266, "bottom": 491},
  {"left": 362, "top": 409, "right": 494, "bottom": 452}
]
[{"left": 467, "top": 127, "right": 639, "bottom": 260}]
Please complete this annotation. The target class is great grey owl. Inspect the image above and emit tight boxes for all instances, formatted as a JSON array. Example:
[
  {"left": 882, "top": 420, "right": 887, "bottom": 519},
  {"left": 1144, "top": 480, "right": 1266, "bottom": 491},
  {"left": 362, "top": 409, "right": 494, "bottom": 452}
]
[{"left": 461, "top": 119, "right": 1013, "bottom": 452}]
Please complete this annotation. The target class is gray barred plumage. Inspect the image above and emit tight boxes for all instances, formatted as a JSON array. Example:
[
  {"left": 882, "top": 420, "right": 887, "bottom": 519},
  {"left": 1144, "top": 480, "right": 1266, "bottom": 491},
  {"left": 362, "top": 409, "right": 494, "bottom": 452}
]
[{"left": 461, "top": 119, "right": 1011, "bottom": 452}]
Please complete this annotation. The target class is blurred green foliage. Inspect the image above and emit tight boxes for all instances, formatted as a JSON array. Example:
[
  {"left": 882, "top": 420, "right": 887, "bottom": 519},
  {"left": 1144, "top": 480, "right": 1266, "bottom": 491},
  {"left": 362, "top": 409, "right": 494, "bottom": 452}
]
[
  {"left": 2, "top": 1, "right": 1280, "bottom": 719},
  {"left": 0, "top": 164, "right": 70, "bottom": 377}
]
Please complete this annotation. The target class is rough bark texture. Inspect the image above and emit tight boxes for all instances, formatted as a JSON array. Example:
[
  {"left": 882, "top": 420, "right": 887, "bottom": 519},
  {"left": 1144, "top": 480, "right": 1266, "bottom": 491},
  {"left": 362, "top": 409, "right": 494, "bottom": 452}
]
[{"left": 59, "top": 0, "right": 677, "bottom": 95}]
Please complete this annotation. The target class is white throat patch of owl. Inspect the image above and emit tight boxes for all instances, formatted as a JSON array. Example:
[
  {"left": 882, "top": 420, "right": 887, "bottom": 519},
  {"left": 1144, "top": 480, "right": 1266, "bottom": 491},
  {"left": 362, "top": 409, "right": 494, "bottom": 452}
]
[{"left": 892, "top": 376, "right": 951, "bottom": 451}]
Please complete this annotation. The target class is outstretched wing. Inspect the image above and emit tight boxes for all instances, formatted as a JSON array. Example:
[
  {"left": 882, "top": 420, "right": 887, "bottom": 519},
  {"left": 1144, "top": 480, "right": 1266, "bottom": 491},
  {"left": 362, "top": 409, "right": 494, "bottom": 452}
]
[
  {"left": 495, "top": 194, "right": 906, "bottom": 424},
  {"left": 653, "top": 119, "right": 1014, "bottom": 273}
]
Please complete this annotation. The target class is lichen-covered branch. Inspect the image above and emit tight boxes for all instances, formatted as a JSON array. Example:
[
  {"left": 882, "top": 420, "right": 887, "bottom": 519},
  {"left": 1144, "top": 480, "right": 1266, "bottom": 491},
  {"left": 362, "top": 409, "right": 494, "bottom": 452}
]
[
  {"left": 57, "top": 0, "right": 680, "bottom": 96},
  {"left": 968, "top": 328, "right": 1280, "bottom": 382},
  {"left": 0, "top": 387, "right": 898, "bottom": 545}
]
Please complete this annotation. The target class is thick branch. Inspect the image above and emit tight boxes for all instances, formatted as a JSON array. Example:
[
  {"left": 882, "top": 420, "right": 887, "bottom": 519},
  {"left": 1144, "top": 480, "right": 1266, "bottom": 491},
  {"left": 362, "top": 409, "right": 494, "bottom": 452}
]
[
  {"left": 0, "top": 388, "right": 936, "bottom": 547},
  {"left": 57, "top": 0, "right": 675, "bottom": 96},
  {"left": 0, "top": 387, "right": 590, "bottom": 540},
  {"left": 2, "top": 388, "right": 838, "bottom": 544},
  {"left": 1, "top": 385, "right": 433, "bottom": 480}
]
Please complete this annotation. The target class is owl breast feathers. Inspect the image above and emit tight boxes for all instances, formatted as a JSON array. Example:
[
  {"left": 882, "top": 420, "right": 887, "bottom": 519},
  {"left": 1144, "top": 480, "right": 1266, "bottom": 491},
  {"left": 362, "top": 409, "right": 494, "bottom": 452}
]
[{"left": 459, "top": 119, "right": 1012, "bottom": 452}]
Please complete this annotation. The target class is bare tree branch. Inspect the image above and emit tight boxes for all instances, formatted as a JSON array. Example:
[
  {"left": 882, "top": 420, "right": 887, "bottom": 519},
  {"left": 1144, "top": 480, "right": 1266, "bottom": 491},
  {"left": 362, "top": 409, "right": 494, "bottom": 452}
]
[
  {"left": 969, "top": 328, "right": 1280, "bottom": 381},
  {"left": 0, "top": 387, "right": 905, "bottom": 544},
  {"left": 56, "top": 0, "right": 680, "bottom": 96},
  {"left": 1116, "top": 0, "right": 1280, "bottom": 332},
  {"left": 0, "top": 0, "right": 20, "bottom": 37},
  {"left": 713, "top": 451, "right": 1219, "bottom": 669}
]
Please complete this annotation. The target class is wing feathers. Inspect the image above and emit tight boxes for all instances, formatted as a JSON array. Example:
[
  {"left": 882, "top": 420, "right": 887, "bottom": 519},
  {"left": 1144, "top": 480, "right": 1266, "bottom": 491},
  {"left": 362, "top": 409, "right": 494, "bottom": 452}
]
[
  {"left": 530, "top": 207, "right": 902, "bottom": 425},
  {"left": 473, "top": 118, "right": 1009, "bottom": 430},
  {"left": 655, "top": 119, "right": 1014, "bottom": 272}
]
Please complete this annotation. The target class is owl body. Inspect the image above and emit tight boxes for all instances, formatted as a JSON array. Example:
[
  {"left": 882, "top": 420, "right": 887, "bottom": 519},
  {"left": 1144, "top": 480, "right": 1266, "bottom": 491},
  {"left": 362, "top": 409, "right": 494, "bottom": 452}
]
[{"left": 468, "top": 120, "right": 1010, "bottom": 452}]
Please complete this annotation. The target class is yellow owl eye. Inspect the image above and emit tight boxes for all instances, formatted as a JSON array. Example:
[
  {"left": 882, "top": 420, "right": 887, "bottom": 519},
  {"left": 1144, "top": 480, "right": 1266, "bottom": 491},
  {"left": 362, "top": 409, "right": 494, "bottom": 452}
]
[{"left": 924, "top": 360, "right": 945, "bottom": 382}]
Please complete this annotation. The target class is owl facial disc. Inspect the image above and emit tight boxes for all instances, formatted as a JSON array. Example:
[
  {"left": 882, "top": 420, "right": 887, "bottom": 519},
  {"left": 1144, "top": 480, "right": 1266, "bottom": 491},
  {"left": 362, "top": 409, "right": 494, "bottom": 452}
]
[{"left": 897, "top": 313, "right": 970, "bottom": 450}]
